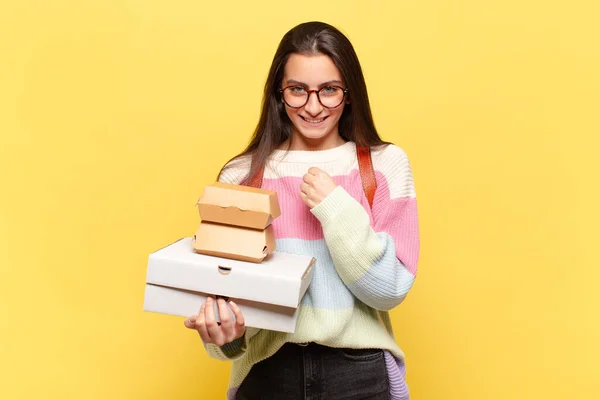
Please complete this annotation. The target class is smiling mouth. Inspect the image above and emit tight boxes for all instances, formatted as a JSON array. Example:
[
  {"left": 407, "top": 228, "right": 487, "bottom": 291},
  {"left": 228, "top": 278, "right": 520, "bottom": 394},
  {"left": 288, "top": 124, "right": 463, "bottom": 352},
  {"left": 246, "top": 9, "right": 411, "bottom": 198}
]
[{"left": 300, "top": 116, "right": 328, "bottom": 124}]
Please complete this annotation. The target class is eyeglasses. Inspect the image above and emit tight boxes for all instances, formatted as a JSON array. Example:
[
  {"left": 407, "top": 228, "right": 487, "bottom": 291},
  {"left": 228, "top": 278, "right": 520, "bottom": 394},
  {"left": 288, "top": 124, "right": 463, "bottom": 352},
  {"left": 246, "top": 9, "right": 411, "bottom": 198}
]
[{"left": 278, "top": 85, "right": 348, "bottom": 109}]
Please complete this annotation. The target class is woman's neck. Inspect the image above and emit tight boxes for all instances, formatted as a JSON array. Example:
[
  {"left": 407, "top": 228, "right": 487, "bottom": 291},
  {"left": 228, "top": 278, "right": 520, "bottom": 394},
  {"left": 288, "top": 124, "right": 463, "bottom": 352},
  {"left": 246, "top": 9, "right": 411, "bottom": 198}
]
[{"left": 281, "top": 131, "right": 346, "bottom": 151}]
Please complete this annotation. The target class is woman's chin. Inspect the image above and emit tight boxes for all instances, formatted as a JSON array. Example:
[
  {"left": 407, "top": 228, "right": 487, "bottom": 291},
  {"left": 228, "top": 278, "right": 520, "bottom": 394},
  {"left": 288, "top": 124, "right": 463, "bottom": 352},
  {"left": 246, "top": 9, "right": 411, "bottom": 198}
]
[{"left": 294, "top": 125, "right": 330, "bottom": 141}]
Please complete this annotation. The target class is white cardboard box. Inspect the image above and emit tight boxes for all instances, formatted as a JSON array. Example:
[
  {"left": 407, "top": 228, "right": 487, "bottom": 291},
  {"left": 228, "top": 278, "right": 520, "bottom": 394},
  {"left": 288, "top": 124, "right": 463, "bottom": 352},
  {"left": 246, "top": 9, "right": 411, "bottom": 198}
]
[
  {"left": 143, "top": 284, "right": 301, "bottom": 333},
  {"left": 143, "top": 237, "right": 315, "bottom": 333}
]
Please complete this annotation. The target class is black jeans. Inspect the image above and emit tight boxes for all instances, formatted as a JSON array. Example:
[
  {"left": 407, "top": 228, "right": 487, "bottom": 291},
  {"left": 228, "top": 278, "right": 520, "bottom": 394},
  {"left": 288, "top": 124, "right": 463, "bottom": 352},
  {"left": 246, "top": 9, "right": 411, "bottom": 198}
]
[{"left": 236, "top": 342, "right": 390, "bottom": 400}]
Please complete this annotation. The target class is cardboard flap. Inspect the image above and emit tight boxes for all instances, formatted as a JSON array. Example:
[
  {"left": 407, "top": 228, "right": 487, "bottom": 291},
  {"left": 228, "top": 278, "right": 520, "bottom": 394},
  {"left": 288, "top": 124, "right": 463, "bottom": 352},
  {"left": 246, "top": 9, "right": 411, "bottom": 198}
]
[{"left": 196, "top": 182, "right": 281, "bottom": 229}]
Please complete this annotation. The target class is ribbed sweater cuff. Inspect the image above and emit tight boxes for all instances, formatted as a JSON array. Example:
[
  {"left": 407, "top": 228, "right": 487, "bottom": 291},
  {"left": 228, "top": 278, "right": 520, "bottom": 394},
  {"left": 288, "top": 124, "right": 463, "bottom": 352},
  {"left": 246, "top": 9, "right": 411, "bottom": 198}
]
[
  {"left": 310, "top": 185, "right": 355, "bottom": 226},
  {"left": 220, "top": 335, "right": 245, "bottom": 358},
  {"left": 205, "top": 333, "right": 246, "bottom": 360}
]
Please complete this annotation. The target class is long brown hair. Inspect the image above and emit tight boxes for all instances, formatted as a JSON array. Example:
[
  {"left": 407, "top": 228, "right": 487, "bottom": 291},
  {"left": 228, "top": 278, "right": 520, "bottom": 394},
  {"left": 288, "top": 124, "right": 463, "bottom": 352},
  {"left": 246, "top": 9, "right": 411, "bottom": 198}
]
[{"left": 218, "top": 21, "right": 390, "bottom": 183}]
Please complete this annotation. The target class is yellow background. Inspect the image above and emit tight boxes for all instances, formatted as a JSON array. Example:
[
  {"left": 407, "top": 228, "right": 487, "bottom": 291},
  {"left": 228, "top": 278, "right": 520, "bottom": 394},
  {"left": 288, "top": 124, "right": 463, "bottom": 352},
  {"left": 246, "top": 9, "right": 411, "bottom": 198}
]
[{"left": 1, "top": 1, "right": 598, "bottom": 399}]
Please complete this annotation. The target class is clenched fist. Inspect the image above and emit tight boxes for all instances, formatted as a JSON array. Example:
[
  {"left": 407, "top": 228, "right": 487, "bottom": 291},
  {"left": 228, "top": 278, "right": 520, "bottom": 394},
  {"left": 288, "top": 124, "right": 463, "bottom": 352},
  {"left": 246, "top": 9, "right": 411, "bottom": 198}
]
[{"left": 300, "top": 167, "right": 338, "bottom": 209}]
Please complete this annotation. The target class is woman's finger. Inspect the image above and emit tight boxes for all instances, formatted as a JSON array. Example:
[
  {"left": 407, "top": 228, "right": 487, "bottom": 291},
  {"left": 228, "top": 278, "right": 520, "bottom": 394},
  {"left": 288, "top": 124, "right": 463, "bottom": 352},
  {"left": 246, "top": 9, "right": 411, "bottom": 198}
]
[
  {"left": 217, "top": 298, "right": 233, "bottom": 337},
  {"left": 184, "top": 315, "right": 197, "bottom": 329},
  {"left": 307, "top": 167, "right": 322, "bottom": 176},
  {"left": 299, "top": 191, "right": 311, "bottom": 206},
  {"left": 204, "top": 297, "right": 223, "bottom": 345},
  {"left": 303, "top": 172, "right": 316, "bottom": 184},
  {"left": 229, "top": 301, "right": 245, "bottom": 333},
  {"left": 299, "top": 191, "right": 316, "bottom": 208},
  {"left": 196, "top": 302, "right": 210, "bottom": 342},
  {"left": 300, "top": 182, "right": 311, "bottom": 194}
]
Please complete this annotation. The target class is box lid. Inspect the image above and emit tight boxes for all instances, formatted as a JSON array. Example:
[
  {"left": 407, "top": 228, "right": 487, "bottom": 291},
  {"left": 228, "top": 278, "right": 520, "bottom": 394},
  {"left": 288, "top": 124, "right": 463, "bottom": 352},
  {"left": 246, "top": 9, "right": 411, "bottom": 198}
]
[
  {"left": 196, "top": 182, "right": 281, "bottom": 229},
  {"left": 146, "top": 237, "right": 315, "bottom": 308}
]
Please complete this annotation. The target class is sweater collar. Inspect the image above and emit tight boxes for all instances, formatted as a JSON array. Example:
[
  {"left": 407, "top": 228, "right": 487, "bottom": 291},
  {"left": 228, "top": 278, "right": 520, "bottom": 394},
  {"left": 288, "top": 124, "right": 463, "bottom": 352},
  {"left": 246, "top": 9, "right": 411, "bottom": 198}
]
[{"left": 268, "top": 141, "right": 356, "bottom": 164}]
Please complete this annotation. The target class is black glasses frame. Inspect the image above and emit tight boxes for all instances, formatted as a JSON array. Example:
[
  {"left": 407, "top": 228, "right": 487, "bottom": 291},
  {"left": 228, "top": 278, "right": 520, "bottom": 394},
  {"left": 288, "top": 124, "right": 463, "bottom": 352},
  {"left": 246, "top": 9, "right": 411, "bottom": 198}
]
[{"left": 278, "top": 85, "right": 349, "bottom": 109}]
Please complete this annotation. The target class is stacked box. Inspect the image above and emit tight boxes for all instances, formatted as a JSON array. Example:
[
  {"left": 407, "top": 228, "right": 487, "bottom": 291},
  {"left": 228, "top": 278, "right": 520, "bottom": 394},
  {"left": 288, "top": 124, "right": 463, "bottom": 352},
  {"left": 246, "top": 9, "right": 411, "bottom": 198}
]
[
  {"left": 142, "top": 183, "right": 315, "bottom": 333},
  {"left": 193, "top": 182, "right": 281, "bottom": 263}
]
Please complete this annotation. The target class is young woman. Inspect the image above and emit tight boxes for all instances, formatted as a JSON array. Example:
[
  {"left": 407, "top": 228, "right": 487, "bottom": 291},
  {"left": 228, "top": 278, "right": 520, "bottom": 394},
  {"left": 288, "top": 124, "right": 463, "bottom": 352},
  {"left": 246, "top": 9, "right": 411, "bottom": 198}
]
[{"left": 184, "top": 21, "right": 420, "bottom": 400}]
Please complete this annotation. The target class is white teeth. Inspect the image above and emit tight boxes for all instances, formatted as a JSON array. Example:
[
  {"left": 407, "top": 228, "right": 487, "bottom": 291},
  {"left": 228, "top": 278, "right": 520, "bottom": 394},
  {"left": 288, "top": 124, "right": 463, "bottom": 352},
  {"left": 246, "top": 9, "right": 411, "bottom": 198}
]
[{"left": 303, "top": 117, "right": 325, "bottom": 123}]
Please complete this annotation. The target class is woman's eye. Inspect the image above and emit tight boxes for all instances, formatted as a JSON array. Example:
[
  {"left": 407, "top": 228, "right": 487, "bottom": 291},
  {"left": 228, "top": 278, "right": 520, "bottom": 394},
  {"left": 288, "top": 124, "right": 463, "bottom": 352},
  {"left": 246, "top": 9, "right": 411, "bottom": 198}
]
[
  {"left": 291, "top": 86, "right": 306, "bottom": 94},
  {"left": 321, "top": 86, "right": 339, "bottom": 96}
]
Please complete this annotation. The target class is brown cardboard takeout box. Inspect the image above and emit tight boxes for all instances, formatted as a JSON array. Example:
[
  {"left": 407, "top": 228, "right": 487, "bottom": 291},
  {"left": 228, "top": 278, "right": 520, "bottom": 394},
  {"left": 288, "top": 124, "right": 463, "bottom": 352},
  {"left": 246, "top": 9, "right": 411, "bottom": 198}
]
[
  {"left": 197, "top": 182, "right": 281, "bottom": 229},
  {"left": 193, "top": 182, "right": 281, "bottom": 263}
]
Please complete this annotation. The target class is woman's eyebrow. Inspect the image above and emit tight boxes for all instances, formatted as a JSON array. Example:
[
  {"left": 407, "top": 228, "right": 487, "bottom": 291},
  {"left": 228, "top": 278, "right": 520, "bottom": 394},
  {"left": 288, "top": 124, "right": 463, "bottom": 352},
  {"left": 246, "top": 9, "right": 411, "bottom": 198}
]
[{"left": 285, "top": 79, "right": 344, "bottom": 87}]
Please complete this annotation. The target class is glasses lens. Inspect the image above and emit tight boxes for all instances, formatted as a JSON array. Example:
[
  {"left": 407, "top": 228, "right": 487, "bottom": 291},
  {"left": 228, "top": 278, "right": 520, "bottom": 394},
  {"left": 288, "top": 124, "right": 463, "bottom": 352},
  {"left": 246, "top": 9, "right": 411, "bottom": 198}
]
[
  {"left": 282, "top": 87, "right": 308, "bottom": 108},
  {"left": 282, "top": 86, "right": 345, "bottom": 108},
  {"left": 319, "top": 86, "right": 345, "bottom": 108}
]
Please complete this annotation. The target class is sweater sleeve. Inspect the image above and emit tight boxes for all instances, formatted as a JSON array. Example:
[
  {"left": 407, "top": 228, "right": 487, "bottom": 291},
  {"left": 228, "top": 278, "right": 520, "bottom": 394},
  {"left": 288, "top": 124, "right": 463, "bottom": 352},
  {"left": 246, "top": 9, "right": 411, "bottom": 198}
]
[
  {"left": 310, "top": 144, "right": 420, "bottom": 311},
  {"left": 217, "top": 154, "right": 252, "bottom": 186},
  {"left": 203, "top": 155, "right": 260, "bottom": 361},
  {"left": 204, "top": 327, "right": 261, "bottom": 361}
]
